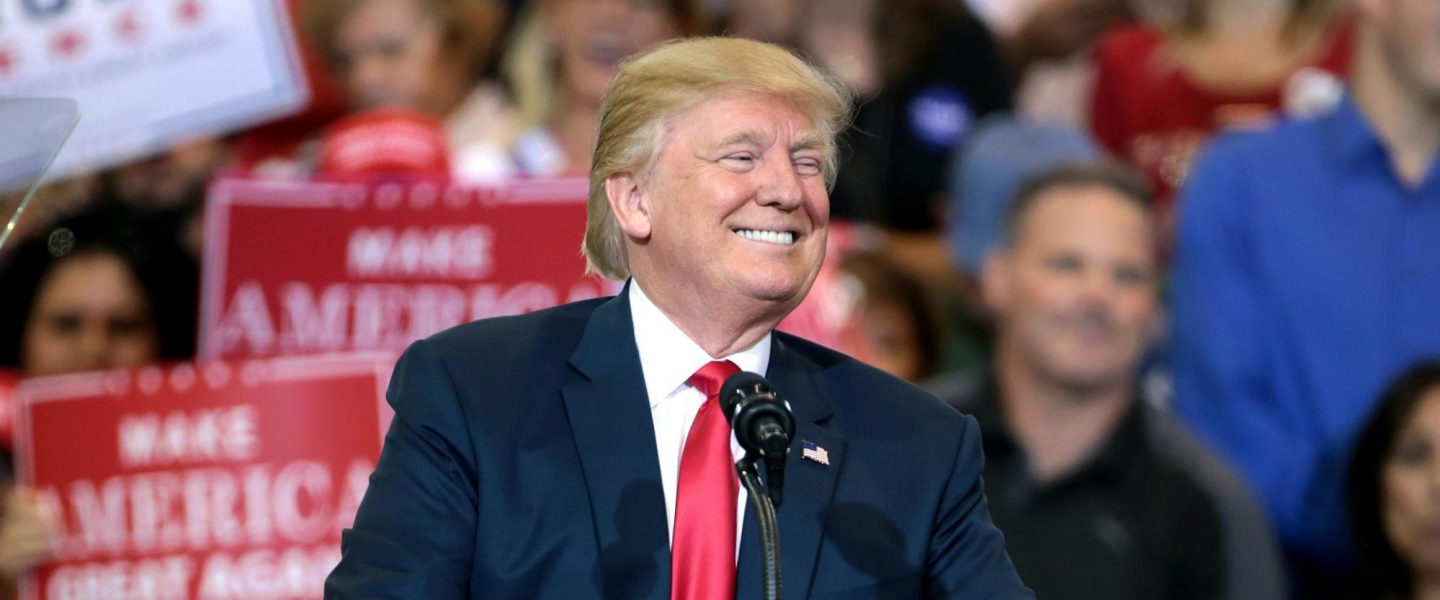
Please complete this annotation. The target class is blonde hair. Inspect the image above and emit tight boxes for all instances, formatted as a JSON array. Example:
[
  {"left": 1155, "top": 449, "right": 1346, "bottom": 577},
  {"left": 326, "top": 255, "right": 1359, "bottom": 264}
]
[
  {"left": 583, "top": 36, "right": 852, "bottom": 280},
  {"left": 501, "top": 0, "right": 705, "bottom": 133}
]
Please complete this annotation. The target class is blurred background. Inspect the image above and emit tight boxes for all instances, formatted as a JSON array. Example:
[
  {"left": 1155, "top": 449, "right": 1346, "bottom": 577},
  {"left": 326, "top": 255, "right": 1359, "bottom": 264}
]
[{"left": 2, "top": 0, "right": 1439, "bottom": 599}]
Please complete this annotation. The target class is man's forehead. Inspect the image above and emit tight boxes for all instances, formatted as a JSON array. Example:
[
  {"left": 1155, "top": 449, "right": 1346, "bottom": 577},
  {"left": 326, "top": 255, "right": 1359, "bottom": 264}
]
[
  {"left": 1019, "top": 186, "right": 1150, "bottom": 231},
  {"left": 674, "top": 94, "right": 822, "bottom": 144},
  {"left": 1014, "top": 191, "right": 1155, "bottom": 257}
]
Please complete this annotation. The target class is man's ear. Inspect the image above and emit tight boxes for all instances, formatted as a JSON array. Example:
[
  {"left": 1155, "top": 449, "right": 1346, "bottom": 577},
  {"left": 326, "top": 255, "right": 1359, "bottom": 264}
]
[
  {"left": 606, "top": 172, "right": 651, "bottom": 241},
  {"left": 980, "top": 249, "right": 1010, "bottom": 316}
]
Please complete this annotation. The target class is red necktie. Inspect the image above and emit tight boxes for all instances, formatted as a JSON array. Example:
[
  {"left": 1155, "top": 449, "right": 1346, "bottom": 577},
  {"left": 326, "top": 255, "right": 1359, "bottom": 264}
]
[{"left": 672, "top": 360, "right": 741, "bottom": 600}]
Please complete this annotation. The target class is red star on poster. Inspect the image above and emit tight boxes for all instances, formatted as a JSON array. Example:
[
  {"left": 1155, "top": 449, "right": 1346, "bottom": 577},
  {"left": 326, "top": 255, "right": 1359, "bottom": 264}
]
[
  {"left": 0, "top": 47, "right": 17, "bottom": 77},
  {"left": 176, "top": 0, "right": 205, "bottom": 25},
  {"left": 114, "top": 8, "right": 143, "bottom": 42},
  {"left": 50, "top": 28, "right": 86, "bottom": 60}
]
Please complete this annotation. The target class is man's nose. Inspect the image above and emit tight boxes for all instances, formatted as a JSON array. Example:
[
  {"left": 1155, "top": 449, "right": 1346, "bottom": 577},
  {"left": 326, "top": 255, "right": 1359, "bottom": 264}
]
[
  {"left": 1076, "top": 269, "right": 1120, "bottom": 310},
  {"left": 755, "top": 155, "right": 805, "bottom": 210}
]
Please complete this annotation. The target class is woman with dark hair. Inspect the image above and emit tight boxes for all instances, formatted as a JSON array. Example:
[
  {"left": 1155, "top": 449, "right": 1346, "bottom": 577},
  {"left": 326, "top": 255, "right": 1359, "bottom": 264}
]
[
  {"left": 0, "top": 204, "right": 198, "bottom": 374},
  {"left": 0, "top": 203, "right": 198, "bottom": 593},
  {"left": 1346, "top": 361, "right": 1440, "bottom": 599}
]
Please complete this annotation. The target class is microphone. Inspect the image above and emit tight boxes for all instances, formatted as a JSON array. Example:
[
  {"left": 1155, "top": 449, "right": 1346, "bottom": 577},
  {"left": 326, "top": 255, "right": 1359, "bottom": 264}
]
[{"left": 720, "top": 371, "right": 795, "bottom": 507}]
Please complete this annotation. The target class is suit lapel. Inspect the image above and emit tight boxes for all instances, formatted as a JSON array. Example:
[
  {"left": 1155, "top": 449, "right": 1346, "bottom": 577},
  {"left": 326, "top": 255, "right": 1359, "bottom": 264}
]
[
  {"left": 736, "top": 335, "right": 846, "bottom": 600},
  {"left": 561, "top": 291, "right": 672, "bottom": 600}
]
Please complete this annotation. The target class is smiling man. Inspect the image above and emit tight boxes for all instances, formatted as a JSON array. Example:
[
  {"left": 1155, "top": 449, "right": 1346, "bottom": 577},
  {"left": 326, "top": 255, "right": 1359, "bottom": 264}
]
[
  {"left": 940, "top": 162, "right": 1282, "bottom": 600},
  {"left": 326, "top": 37, "right": 1030, "bottom": 599}
]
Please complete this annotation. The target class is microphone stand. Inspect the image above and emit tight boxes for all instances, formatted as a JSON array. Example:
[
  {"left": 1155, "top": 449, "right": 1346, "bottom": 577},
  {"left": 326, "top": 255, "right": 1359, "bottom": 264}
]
[{"left": 736, "top": 454, "right": 782, "bottom": 600}]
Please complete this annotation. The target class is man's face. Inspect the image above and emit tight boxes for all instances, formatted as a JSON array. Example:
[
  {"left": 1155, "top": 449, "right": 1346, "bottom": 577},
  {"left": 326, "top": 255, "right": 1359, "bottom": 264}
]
[
  {"left": 1368, "top": 0, "right": 1440, "bottom": 100},
  {"left": 628, "top": 93, "right": 830, "bottom": 315},
  {"left": 984, "top": 185, "right": 1156, "bottom": 392}
]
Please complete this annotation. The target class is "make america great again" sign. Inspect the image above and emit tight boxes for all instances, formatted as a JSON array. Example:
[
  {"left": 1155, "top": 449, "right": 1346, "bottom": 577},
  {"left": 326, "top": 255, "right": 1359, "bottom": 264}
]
[{"left": 15, "top": 353, "right": 393, "bottom": 600}]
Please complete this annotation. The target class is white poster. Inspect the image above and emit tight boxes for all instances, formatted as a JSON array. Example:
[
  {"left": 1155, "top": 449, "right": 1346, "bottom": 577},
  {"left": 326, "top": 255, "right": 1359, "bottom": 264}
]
[{"left": 0, "top": 0, "right": 308, "bottom": 180}]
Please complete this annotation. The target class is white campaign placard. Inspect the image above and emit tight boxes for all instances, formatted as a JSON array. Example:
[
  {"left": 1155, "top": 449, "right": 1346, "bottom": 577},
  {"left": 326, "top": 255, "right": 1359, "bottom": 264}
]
[{"left": 0, "top": 0, "right": 307, "bottom": 180}]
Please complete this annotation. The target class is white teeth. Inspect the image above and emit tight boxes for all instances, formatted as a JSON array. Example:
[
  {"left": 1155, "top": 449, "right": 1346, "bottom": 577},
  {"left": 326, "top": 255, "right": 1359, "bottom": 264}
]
[{"left": 734, "top": 229, "right": 795, "bottom": 245}]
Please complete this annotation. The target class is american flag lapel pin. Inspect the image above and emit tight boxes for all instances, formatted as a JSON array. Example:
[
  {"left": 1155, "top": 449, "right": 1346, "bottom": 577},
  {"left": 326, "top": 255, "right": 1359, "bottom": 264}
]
[{"left": 801, "top": 440, "right": 830, "bottom": 466}]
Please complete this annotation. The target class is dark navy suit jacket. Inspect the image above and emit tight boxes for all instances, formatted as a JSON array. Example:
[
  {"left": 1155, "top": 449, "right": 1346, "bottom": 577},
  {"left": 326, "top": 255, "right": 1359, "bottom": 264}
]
[{"left": 326, "top": 291, "right": 1031, "bottom": 599}]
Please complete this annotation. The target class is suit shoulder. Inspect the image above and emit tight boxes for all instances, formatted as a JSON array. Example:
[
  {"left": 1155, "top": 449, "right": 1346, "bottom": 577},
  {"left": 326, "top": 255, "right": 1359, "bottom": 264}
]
[
  {"left": 779, "top": 332, "right": 969, "bottom": 430},
  {"left": 420, "top": 296, "right": 610, "bottom": 367}
]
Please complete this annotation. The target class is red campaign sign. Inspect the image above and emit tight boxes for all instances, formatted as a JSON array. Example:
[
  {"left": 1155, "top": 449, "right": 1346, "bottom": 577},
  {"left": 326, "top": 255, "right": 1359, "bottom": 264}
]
[
  {"left": 16, "top": 353, "right": 395, "bottom": 600},
  {"left": 199, "top": 177, "right": 614, "bottom": 359}
]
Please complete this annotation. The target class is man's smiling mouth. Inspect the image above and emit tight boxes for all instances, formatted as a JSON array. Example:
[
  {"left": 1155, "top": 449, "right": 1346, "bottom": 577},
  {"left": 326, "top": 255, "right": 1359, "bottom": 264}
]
[{"left": 733, "top": 228, "right": 796, "bottom": 245}]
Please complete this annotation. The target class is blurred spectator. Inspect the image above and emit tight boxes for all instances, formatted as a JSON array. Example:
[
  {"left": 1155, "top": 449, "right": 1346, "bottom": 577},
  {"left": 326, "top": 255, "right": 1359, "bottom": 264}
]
[
  {"left": 720, "top": 0, "right": 803, "bottom": 45},
  {"left": 99, "top": 137, "right": 228, "bottom": 260},
  {"left": 0, "top": 204, "right": 199, "bottom": 376},
  {"left": 230, "top": 0, "right": 351, "bottom": 177},
  {"left": 1343, "top": 361, "right": 1440, "bottom": 600},
  {"left": 502, "top": 0, "right": 698, "bottom": 177},
  {"left": 0, "top": 203, "right": 199, "bottom": 596},
  {"left": 1090, "top": 0, "right": 1352, "bottom": 228},
  {"left": 970, "top": 0, "right": 1133, "bottom": 126},
  {"left": 830, "top": 251, "right": 944, "bottom": 383},
  {"left": 799, "top": 0, "right": 1013, "bottom": 233},
  {"left": 101, "top": 137, "right": 230, "bottom": 211},
  {"left": 940, "top": 162, "right": 1283, "bottom": 600},
  {"left": 303, "top": 0, "right": 515, "bottom": 181},
  {"left": 1169, "top": 0, "right": 1440, "bottom": 585}
]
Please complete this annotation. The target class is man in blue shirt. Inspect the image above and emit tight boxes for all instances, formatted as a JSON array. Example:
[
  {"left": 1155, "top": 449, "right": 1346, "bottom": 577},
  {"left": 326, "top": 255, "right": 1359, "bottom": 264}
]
[{"left": 1170, "top": 0, "right": 1440, "bottom": 586}]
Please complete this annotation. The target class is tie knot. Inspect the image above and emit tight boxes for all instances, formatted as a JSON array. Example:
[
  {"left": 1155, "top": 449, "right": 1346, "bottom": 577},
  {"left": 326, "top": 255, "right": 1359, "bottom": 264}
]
[{"left": 687, "top": 360, "right": 740, "bottom": 399}]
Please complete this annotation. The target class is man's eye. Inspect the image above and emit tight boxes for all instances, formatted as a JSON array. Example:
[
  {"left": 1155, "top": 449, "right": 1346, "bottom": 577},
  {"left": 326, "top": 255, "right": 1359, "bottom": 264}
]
[
  {"left": 1044, "top": 255, "right": 1082, "bottom": 272},
  {"left": 794, "top": 158, "right": 822, "bottom": 175},
  {"left": 1114, "top": 266, "right": 1149, "bottom": 286},
  {"left": 723, "top": 154, "right": 756, "bottom": 168}
]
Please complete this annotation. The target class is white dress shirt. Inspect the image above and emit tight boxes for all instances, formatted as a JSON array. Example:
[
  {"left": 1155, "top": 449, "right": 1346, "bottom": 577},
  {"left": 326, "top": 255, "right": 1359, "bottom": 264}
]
[{"left": 628, "top": 281, "right": 768, "bottom": 557}]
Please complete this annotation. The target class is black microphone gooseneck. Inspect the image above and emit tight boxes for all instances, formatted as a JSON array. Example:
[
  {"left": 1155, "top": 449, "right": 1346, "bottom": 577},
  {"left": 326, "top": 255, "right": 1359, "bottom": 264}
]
[{"left": 721, "top": 371, "right": 795, "bottom": 600}]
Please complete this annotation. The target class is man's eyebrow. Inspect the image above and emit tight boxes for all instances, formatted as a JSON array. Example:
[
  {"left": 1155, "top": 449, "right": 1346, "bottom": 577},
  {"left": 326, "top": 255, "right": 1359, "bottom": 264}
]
[
  {"left": 713, "top": 129, "right": 770, "bottom": 150},
  {"left": 710, "top": 129, "right": 823, "bottom": 153},
  {"left": 791, "top": 131, "right": 824, "bottom": 153}
]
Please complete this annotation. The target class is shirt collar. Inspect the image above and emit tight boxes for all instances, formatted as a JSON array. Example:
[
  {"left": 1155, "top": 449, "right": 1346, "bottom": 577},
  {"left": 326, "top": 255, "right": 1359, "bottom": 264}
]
[
  {"left": 972, "top": 366, "right": 1147, "bottom": 493},
  {"left": 628, "top": 279, "right": 771, "bottom": 408}
]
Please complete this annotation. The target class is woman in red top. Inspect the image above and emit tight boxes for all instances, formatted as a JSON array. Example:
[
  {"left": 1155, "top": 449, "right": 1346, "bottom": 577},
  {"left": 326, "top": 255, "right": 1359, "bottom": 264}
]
[{"left": 1090, "top": 0, "right": 1353, "bottom": 240}]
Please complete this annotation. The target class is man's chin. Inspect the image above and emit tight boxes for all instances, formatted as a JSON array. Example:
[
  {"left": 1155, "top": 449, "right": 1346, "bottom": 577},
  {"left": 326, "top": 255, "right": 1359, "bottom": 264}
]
[
  {"left": 735, "top": 277, "right": 812, "bottom": 313},
  {"left": 744, "top": 283, "right": 805, "bottom": 305}
]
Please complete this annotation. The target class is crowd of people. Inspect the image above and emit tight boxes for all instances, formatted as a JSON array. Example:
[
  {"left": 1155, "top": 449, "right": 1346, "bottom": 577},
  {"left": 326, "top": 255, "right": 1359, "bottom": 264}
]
[{"left": 2, "top": 0, "right": 1439, "bottom": 598}]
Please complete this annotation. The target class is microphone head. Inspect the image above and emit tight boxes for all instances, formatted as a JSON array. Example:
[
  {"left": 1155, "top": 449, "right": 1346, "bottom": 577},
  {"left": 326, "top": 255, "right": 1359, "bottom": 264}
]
[
  {"left": 720, "top": 371, "right": 795, "bottom": 460},
  {"left": 720, "top": 371, "right": 772, "bottom": 425}
]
